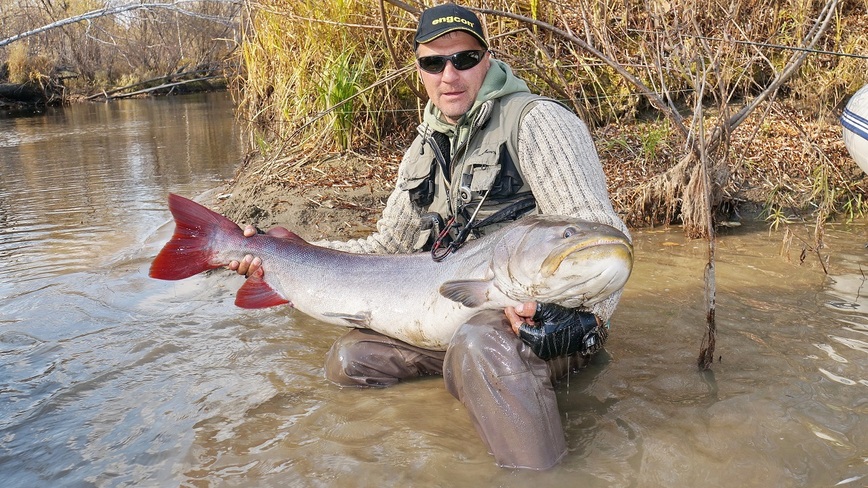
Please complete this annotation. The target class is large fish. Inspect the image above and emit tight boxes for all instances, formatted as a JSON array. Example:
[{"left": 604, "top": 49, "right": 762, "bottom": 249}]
[{"left": 150, "top": 194, "right": 633, "bottom": 350}]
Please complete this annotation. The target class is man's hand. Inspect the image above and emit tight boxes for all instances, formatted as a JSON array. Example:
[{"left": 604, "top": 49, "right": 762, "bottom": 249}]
[
  {"left": 227, "top": 224, "right": 293, "bottom": 277},
  {"left": 511, "top": 302, "right": 604, "bottom": 360},
  {"left": 504, "top": 301, "right": 538, "bottom": 335}
]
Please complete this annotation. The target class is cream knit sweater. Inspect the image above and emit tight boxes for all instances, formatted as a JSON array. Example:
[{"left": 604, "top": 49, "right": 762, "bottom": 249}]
[{"left": 318, "top": 101, "right": 630, "bottom": 322}]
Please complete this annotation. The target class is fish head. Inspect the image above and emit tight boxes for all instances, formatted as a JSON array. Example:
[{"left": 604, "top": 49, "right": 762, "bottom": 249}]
[{"left": 491, "top": 215, "right": 633, "bottom": 308}]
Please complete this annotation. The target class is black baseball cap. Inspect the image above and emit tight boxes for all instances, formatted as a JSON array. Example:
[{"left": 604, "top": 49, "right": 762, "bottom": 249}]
[{"left": 414, "top": 3, "right": 488, "bottom": 51}]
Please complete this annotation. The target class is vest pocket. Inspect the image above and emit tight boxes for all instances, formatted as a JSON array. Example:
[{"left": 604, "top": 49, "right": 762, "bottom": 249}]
[
  {"left": 462, "top": 142, "right": 501, "bottom": 192},
  {"left": 398, "top": 139, "right": 438, "bottom": 207},
  {"left": 397, "top": 153, "right": 435, "bottom": 192}
]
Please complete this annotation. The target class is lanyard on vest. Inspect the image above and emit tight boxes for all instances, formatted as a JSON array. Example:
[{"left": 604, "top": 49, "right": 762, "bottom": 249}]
[
  {"left": 431, "top": 193, "right": 536, "bottom": 261},
  {"left": 422, "top": 100, "right": 536, "bottom": 261},
  {"left": 428, "top": 103, "right": 492, "bottom": 261},
  {"left": 431, "top": 190, "right": 489, "bottom": 261}
]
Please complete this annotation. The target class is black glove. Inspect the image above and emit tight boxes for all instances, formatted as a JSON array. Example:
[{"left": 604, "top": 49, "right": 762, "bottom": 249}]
[{"left": 518, "top": 303, "right": 603, "bottom": 360}]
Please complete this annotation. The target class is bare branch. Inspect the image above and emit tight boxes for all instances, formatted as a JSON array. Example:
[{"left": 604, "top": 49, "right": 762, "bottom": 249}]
[
  {"left": 0, "top": 0, "right": 241, "bottom": 48},
  {"left": 378, "top": 0, "right": 425, "bottom": 101},
  {"left": 472, "top": 6, "right": 691, "bottom": 143},
  {"left": 717, "top": 0, "right": 841, "bottom": 141}
]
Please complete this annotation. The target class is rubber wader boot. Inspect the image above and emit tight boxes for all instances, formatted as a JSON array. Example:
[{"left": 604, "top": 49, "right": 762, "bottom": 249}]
[
  {"left": 444, "top": 310, "right": 567, "bottom": 470},
  {"left": 325, "top": 328, "right": 446, "bottom": 387}
]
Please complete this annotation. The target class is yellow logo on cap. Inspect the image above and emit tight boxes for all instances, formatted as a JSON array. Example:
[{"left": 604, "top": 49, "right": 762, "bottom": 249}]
[{"left": 431, "top": 16, "right": 475, "bottom": 28}]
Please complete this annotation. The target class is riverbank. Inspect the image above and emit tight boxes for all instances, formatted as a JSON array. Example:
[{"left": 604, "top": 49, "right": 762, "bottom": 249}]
[
  {"left": 218, "top": 105, "right": 864, "bottom": 241},
  {"left": 219, "top": 152, "right": 397, "bottom": 241}
]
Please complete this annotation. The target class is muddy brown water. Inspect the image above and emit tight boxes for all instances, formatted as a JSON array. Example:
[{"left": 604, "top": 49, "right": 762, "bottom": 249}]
[{"left": 1, "top": 93, "right": 866, "bottom": 487}]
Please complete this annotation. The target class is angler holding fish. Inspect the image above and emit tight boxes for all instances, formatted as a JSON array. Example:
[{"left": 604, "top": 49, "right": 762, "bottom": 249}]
[{"left": 157, "top": 3, "right": 633, "bottom": 470}]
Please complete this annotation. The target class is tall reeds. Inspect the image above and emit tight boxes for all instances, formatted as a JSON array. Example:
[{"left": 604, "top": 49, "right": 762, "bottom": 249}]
[
  {"left": 238, "top": 1, "right": 866, "bottom": 147},
  {"left": 235, "top": 0, "right": 416, "bottom": 162}
]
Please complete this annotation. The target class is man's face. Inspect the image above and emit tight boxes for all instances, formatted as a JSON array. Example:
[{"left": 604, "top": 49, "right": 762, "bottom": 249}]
[{"left": 416, "top": 31, "right": 490, "bottom": 125}]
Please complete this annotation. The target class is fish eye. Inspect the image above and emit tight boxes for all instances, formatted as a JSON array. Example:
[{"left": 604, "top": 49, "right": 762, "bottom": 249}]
[{"left": 563, "top": 227, "right": 578, "bottom": 238}]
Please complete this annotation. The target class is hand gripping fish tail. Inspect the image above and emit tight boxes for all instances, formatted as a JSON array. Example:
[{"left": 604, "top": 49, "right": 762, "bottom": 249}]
[
  {"left": 149, "top": 193, "right": 292, "bottom": 309},
  {"left": 149, "top": 193, "right": 239, "bottom": 280}
]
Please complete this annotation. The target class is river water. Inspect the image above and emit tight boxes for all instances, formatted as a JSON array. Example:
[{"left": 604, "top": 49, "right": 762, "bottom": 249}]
[{"left": 1, "top": 93, "right": 866, "bottom": 487}]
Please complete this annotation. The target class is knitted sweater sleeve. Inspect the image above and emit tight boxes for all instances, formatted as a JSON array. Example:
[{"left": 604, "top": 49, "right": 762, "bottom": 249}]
[
  {"left": 314, "top": 160, "right": 423, "bottom": 254},
  {"left": 518, "top": 101, "right": 631, "bottom": 322}
]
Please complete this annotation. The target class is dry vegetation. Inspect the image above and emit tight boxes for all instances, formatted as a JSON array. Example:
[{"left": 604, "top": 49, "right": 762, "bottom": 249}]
[
  {"left": 229, "top": 0, "right": 868, "bottom": 237},
  {"left": 0, "top": 0, "right": 241, "bottom": 101}
]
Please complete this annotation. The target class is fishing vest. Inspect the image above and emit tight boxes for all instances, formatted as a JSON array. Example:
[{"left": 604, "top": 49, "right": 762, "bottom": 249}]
[{"left": 398, "top": 92, "right": 556, "bottom": 251}]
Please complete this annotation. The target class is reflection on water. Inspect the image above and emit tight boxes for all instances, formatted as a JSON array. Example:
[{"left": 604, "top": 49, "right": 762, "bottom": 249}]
[
  {"left": 1, "top": 95, "right": 867, "bottom": 487},
  {"left": 821, "top": 248, "right": 868, "bottom": 388},
  {"left": 0, "top": 93, "right": 241, "bottom": 289}
]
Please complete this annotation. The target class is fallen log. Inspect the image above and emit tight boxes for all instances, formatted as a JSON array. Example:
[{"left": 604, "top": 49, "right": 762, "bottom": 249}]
[
  {"left": 0, "top": 82, "right": 46, "bottom": 104},
  {"left": 85, "top": 68, "right": 219, "bottom": 100},
  {"left": 88, "top": 75, "right": 222, "bottom": 100}
]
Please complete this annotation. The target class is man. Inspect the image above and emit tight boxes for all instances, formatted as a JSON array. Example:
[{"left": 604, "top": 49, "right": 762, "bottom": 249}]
[{"left": 231, "top": 3, "right": 630, "bottom": 470}]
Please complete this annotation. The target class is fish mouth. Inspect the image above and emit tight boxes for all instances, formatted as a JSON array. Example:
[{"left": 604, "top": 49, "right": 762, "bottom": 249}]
[{"left": 540, "top": 237, "right": 633, "bottom": 277}]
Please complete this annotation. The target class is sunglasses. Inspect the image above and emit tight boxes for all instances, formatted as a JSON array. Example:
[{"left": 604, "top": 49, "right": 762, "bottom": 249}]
[{"left": 417, "top": 50, "right": 486, "bottom": 74}]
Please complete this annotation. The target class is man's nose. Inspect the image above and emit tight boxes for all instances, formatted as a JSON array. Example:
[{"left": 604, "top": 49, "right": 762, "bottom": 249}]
[{"left": 440, "top": 61, "right": 461, "bottom": 82}]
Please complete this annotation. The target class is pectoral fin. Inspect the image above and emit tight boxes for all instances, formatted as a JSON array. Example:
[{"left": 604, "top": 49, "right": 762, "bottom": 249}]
[
  {"left": 323, "top": 312, "right": 372, "bottom": 328},
  {"left": 236, "top": 274, "right": 290, "bottom": 308},
  {"left": 439, "top": 279, "right": 492, "bottom": 308}
]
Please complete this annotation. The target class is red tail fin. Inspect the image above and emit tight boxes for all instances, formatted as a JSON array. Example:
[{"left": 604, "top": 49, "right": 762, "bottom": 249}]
[{"left": 149, "top": 193, "right": 241, "bottom": 280}]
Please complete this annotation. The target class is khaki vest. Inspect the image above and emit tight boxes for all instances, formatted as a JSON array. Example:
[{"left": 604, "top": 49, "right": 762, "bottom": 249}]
[{"left": 398, "top": 93, "right": 555, "bottom": 249}]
